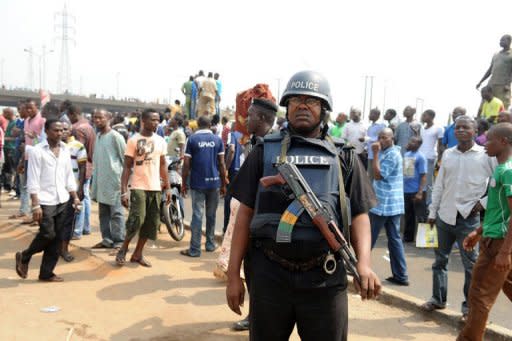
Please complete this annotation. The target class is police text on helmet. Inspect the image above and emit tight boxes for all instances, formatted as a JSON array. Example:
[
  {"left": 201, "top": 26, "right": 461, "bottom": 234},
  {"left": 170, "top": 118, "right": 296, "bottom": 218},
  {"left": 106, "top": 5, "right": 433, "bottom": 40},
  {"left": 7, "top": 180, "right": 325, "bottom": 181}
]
[{"left": 290, "top": 81, "right": 320, "bottom": 92}]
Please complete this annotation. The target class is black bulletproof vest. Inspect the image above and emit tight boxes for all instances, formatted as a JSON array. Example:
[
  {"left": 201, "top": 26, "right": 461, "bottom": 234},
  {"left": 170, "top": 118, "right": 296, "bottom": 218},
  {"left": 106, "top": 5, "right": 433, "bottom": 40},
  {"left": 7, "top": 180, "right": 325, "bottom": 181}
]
[{"left": 250, "top": 132, "right": 342, "bottom": 243}]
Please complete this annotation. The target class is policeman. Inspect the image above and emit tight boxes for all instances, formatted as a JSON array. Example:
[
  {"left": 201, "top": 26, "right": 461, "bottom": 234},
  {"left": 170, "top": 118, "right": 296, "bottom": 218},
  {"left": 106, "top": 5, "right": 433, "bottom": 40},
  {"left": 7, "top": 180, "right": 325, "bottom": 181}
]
[{"left": 226, "top": 70, "right": 381, "bottom": 341}]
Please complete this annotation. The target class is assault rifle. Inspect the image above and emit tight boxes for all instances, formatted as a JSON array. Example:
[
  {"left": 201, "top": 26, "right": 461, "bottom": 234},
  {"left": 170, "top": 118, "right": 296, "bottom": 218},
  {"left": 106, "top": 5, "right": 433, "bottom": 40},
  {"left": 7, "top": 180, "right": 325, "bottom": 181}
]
[{"left": 260, "top": 162, "right": 361, "bottom": 285}]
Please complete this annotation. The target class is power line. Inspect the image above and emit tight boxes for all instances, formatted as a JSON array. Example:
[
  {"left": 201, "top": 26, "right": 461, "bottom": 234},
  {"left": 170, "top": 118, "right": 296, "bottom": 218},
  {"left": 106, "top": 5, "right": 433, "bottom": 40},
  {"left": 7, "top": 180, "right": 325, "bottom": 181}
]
[
  {"left": 362, "top": 75, "right": 375, "bottom": 119},
  {"left": 55, "top": 4, "right": 76, "bottom": 93},
  {"left": 24, "top": 46, "right": 54, "bottom": 90},
  {"left": 24, "top": 47, "right": 34, "bottom": 89}
]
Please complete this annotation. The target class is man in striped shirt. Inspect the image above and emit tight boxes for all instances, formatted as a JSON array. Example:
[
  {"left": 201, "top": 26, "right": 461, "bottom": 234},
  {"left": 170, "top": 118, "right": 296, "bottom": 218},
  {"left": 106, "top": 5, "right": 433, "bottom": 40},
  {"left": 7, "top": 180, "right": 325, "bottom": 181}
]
[
  {"left": 370, "top": 128, "right": 409, "bottom": 286},
  {"left": 60, "top": 122, "right": 87, "bottom": 262}
]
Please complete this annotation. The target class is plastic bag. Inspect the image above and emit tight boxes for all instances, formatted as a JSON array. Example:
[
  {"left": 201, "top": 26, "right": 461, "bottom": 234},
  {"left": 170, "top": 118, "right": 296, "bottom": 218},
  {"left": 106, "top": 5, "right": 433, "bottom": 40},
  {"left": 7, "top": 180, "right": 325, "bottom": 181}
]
[{"left": 416, "top": 223, "right": 438, "bottom": 248}]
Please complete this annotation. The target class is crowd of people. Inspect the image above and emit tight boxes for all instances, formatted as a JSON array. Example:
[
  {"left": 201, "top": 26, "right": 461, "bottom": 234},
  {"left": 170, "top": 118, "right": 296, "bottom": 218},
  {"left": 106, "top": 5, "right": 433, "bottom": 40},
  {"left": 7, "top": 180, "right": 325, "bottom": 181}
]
[
  {"left": 1, "top": 35, "right": 512, "bottom": 341},
  {"left": 180, "top": 70, "right": 223, "bottom": 119}
]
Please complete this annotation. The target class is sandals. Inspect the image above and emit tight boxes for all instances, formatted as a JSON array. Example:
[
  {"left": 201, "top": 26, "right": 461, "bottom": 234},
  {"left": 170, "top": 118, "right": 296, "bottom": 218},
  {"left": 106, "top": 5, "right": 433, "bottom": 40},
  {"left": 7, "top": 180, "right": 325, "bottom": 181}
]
[
  {"left": 180, "top": 249, "right": 200, "bottom": 258},
  {"left": 9, "top": 213, "right": 27, "bottom": 219},
  {"left": 91, "top": 242, "right": 110, "bottom": 249},
  {"left": 116, "top": 248, "right": 150, "bottom": 267},
  {"left": 116, "top": 248, "right": 127, "bottom": 266},
  {"left": 130, "top": 256, "right": 152, "bottom": 267},
  {"left": 21, "top": 218, "right": 35, "bottom": 224},
  {"left": 420, "top": 301, "right": 445, "bottom": 312}
]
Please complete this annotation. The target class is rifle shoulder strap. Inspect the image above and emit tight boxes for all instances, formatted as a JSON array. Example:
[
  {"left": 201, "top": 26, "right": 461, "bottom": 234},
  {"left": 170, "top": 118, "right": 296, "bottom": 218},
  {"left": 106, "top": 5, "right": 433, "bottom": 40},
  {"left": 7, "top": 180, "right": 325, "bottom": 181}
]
[
  {"left": 279, "top": 133, "right": 291, "bottom": 163},
  {"left": 326, "top": 136, "right": 351, "bottom": 246}
]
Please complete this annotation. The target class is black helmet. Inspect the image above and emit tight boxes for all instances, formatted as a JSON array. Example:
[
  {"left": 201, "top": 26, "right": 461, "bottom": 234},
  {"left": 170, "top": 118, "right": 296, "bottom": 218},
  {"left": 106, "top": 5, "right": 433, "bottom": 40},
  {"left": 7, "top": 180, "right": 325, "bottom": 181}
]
[{"left": 279, "top": 70, "right": 333, "bottom": 111}]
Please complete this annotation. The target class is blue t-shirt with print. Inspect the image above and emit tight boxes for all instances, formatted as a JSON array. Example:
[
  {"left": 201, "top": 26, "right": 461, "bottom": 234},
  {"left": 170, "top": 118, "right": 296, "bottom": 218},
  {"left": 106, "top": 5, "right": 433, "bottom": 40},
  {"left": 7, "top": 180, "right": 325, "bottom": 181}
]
[
  {"left": 185, "top": 130, "right": 224, "bottom": 190},
  {"left": 403, "top": 150, "right": 427, "bottom": 193}
]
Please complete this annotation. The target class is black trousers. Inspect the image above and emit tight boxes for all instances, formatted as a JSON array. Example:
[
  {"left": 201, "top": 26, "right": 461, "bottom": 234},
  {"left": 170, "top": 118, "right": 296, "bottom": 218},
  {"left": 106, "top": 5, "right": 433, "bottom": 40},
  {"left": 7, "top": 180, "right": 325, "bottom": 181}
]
[
  {"left": 248, "top": 246, "right": 348, "bottom": 341},
  {"left": 1, "top": 148, "right": 17, "bottom": 191},
  {"left": 60, "top": 199, "right": 77, "bottom": 242},
  {"left": 21, "top": 201, "right": 70, "bottom": 279},
  {"left": 403, "top": 192, "right": 427, "bottom": 242},
  {"left": 223, "top": 170, "right": 238, "bottom": 233}
]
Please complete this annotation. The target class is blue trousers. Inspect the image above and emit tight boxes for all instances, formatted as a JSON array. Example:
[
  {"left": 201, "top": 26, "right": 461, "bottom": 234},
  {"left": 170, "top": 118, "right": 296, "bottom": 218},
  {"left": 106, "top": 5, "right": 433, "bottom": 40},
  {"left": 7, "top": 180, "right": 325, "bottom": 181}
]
[
  {"left": 188, "top": 188, "right": 219, "bottom": 256},
  {"left": 19, "top": 165, "right": 30, "bottom": 215},
  {"left": 370, "top": 213, "right": 409, "bottom": 282},
  {"left": 73, "top": 179, "right": 91, "bottom": 237},
  {"left": 98, "top": 199, "right": 126, "bottom": 247},
  {"left": 429, "top": 214, "right": 479, "bottom": 314}
]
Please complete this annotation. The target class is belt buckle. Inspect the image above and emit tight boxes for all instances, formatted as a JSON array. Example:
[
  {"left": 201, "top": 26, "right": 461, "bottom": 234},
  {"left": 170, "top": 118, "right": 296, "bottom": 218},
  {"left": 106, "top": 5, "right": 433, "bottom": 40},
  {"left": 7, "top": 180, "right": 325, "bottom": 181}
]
[{"left": 323, "top": 252, "right": 337, "bottom": 275}]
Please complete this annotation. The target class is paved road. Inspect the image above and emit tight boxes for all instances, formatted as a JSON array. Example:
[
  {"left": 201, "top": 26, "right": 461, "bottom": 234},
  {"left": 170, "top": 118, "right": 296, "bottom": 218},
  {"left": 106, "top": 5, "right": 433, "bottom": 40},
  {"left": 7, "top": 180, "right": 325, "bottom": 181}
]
[{"left": 183, "top": 195, "right": 511, "bottom": 329}]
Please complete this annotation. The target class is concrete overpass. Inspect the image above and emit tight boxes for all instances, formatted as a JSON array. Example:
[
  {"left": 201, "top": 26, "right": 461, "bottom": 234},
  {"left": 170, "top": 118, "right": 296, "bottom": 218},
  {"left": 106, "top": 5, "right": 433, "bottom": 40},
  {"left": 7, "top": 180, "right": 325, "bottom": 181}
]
[{"left": 0, "top": 88, "right": 169, "bottom": 113}]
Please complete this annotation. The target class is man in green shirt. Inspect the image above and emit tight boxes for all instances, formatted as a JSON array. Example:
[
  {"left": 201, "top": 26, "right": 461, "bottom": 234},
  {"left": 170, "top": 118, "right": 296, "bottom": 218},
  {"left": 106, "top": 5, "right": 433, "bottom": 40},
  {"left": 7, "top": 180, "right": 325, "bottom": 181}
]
[
  {"left": 181, "top": 76, "right": 194, "bottom": 118},
  {"left": 329, "top": 112, "right": 347, "bottom": 138},
  {"left": 458, "top": 123, "right": 512, "bottom": 340},
  {"left": 90, "top": 109, "right": 127, "bottom": 249},
  {"left": 167, "top": 114, "right": 186, "bottom": 158}
]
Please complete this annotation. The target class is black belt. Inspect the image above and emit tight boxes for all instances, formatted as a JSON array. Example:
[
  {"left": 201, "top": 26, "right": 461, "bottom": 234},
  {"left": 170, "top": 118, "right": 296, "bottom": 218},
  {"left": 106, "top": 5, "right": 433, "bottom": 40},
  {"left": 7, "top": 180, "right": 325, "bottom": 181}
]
[
  {"left": 253, "top": 239, "right": 333, "bottom": 272},
  {"left": 262, "top": 247, "right": 327, "bottom": 272}
]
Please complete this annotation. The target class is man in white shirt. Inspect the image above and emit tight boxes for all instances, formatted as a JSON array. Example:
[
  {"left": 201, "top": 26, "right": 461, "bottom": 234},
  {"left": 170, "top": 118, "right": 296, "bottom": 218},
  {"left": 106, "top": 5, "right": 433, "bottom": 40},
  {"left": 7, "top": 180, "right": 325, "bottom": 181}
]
[
  {"left": 342, "top": 107, "right": 368, "bottom": 167},
  {"left": 419, "top": 109, "right": 444, "bottom": 204},
  {"left": 421, "top": 116, "right": 495, "bottom": 320},
  {"left": 15, "top": 119, "right": 80, "bottom": 282},
  {"left": 195, "top": 70, "right": 206, "bottom": 90}
]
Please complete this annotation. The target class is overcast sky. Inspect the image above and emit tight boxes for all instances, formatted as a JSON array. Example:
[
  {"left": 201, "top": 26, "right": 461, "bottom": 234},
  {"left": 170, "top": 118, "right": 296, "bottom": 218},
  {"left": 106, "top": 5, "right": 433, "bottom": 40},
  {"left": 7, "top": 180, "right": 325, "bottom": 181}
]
[{"left": 2, "top": 0, "right": 512, "bottom": 123}]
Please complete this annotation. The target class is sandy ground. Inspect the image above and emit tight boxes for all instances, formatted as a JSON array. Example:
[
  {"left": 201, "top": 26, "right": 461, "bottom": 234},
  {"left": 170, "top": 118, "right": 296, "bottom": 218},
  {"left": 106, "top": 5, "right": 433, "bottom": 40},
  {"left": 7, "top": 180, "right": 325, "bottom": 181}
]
[{"left": 0, "top": 199, "right": 461, "bottom": 341}]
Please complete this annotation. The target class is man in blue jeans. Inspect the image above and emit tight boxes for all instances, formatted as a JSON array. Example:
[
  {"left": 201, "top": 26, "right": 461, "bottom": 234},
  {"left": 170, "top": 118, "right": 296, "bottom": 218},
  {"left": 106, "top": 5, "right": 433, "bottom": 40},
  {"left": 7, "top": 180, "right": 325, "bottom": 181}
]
[
  {"left": 423, "top": 115, "right": 495, "bottom": 321},
  {"left": 181, "top": 115, "right": 227, "bottom": 257},
  {"left": 68, "top": 104, "right": 96, "bottom": 237},
  {"left": 370, "top": 128, "right": 409, "bottom": 286}
]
